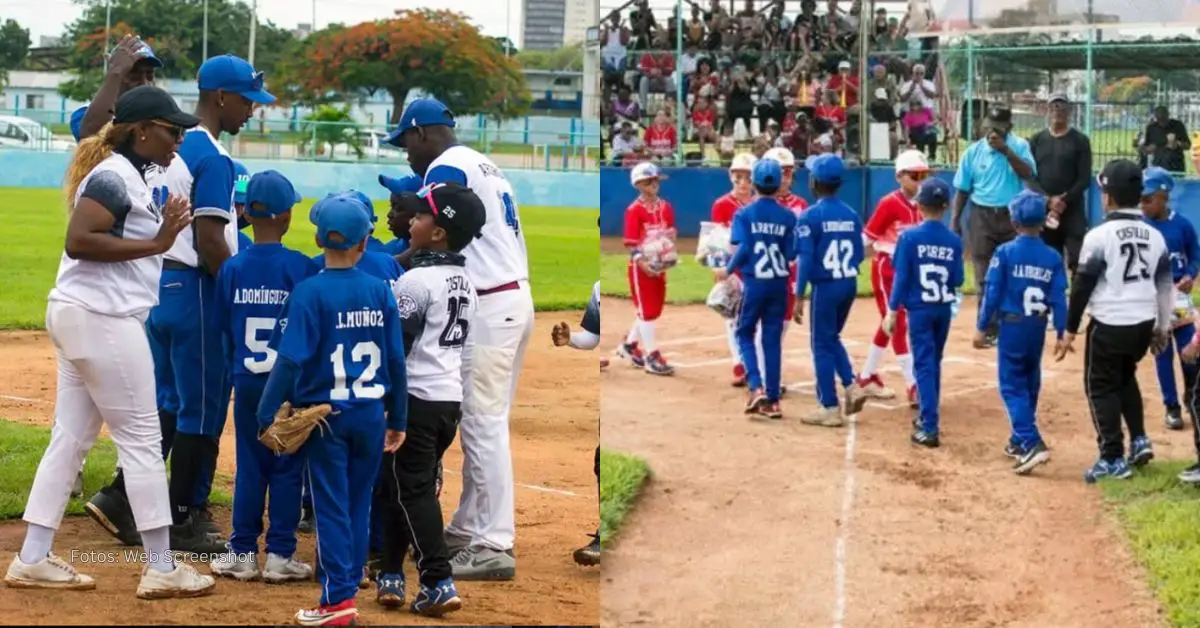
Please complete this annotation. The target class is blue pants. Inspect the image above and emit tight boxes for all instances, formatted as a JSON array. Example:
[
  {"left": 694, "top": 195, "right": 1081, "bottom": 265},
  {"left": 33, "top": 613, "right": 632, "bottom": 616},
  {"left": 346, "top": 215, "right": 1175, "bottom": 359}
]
[
  {"left": 810, "top": 280, "right": 858, "bottom": 408},
  {"left": 230, "top": 376, "right": 303, "bottom": 556},
  {"left": 1155, "top": 324, "right": 1198, "bottom": 407},
  {"left": 307, "top": 405, "right": 385, "bottom": 607},
  {"left": 909, "top": 306, "right": 953, "bottom": 434},
  {"left": 998, "top": 317, "right": 1047, "bottom": 449},
  {"left": 736, "top": 282, "right": 788, "bottom": 401}
]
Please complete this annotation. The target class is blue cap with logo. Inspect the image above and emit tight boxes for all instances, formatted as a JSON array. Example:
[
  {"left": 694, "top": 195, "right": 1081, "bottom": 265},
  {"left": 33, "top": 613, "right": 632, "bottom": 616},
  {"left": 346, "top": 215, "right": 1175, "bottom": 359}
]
[
  {"left": 339, "top": 189, "right": 376, "bottom": 223},
  {"left": 378, "top": 173, "right": 424, "bottom": 196},
  {"left": 1143, "top": 166, "right": 1175, "bottom": 197},
  {"left": 117, "top": 38, "right": 163, "bottom": 68},
  {"left": 244, "top": 170, "right": 301, "bottom": 218},
  {"left": 1008, "top": 189, "right": 1047, "bottom": 226},
  {"left": 808, "top": 153, "right": 845, "bottom": 184},
  {"left": 233, "top": 161, "right": 250, "bottom": 205},
  {"left": 311, "top": 194, "right": 372, "bottom": 250},
  {"left": 752, "top": 158, "right": 782, "bottom": 189},
  {"left": 384, "top": 98, "right": 457, "bottom": 147},
  {"left": 198, "top": 54, "right": 276, "bottom": 104},
  {"left": 916, "top": 177, "right": 952, "bottom": 207}
]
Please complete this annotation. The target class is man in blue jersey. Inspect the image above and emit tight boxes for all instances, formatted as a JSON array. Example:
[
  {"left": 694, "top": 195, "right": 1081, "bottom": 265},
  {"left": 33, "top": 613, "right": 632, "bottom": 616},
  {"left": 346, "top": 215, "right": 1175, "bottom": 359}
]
[{"left": 71, "top": 35, "right": 163, "bottom": 141}]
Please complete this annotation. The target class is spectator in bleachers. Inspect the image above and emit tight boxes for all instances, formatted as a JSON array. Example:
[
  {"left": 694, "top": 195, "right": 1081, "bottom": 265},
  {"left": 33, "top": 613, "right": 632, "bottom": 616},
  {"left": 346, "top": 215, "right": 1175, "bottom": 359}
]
[
  {"left": 1140, "top": 105, "right": 1190, "bottom": 173},
  {"left": 902, "top": 99, "right": 938, "bottom": 160},
  {"left": 757, "top": 72, "right": 786, "bottom": 130},
  {"left": 692, "top": 96, "right": 719, "bottom": 154},
  {"left": 686, "top": 4, "right": 707, "bottom": 48},
  {"left": 679, "top": 45, "right": 702, "bottom": 96},
  {"left": 868, "top": 87, "right": 899, "bottom": 158},
  {"left": 726, "top": 67, "right": 756, "bottom": 137},
  {"left": 644, "top": 110, "right": 678, "bottom": 161},
  {"left": 601, "top": 12, "right": 631, "bottom": 101},
  {"left": 826, "top": 60, "right": 860, "bottom": 107},
  {"left": 898, "top": 63, "right": 937, "bottom": 110},
  {"left": 701, "top": 0, "right": 731, "bottom": 48},
  {"left": 752, "top": 120, "right": 783, "bottom": 157},
  {"left": 610, "top": 121, "right": 645, "bottom": 167},
  {"left": 816, "top": 89, "right": 847, "bottom": 130},
  {"left": 691, "top": 59, "right": 719, "bottom": 99},
  {"left": 866, "top": 64, "right": 897, "bottom": 107},
  {"left": 782, "top": 110, "right": 811, "bottom": 160},
  {"left": 611, "top": 85, "right": 641, "bottom": 131},
  {"left": 638, "top": 50, "right": 676, "bottom": 110},
  {"left": 630, "top": 0, "right": 658, "bottom": 51}
]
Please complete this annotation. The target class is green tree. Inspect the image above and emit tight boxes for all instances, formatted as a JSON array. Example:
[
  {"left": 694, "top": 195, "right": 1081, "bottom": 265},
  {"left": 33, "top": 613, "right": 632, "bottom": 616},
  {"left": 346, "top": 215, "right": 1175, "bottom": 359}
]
[
  {"left": 299, "top": 105, "right": 362, "bottom": 159},
  {"left": 516, "top": 44, "right": 583, "bottom": 71},
  {"left": 58, "top": 0, "right": 295, "bottom": 101},
  {"left": 0, "top": 19, "right": 31, "bottom": 88}
]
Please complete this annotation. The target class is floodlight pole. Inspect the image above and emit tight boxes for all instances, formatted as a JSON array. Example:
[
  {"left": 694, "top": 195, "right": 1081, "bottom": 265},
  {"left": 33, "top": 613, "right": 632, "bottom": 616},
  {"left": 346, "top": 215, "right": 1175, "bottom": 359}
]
[
  {"left": 249, "top": 0, "right": 258, "bottom": 66},
  {"left": 202, "top": 0, "right": 209, "bottom": 61},
  {"left": 104, "top": 0, "right": 111, "bottom": 73}
]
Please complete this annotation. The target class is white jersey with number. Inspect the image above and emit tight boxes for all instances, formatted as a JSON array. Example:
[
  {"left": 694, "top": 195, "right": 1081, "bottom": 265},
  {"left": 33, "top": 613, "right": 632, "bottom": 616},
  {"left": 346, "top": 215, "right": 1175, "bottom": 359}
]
[
  {"left": 423, "top": 145, "right": 529, "bottom": 292},
  {"left": 393, "top": 257, "right": 477, "bottom": 402},
  {"left": 1078, "top": 209, "right": 1172, "bottom": 326},
  {"left": 157, "top": 128, "right": 240, "bottom": 267}
]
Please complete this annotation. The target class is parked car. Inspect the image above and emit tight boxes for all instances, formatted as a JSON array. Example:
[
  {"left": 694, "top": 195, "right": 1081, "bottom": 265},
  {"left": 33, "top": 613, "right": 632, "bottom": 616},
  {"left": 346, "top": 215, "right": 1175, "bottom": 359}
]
[
  {"left": 0, "top": 116, "right": 75, "bottom": 152},
  {"left": 320, "top": 129, "right": 406, "bottom": 162}
]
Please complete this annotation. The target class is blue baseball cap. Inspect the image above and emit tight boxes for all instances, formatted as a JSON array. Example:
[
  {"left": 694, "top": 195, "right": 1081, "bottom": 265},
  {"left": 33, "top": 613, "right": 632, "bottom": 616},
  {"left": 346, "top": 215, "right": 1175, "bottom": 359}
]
[
  {"left": 384, "top": 98, "right": 457, "bottom": 147},
  {"left": 117, "top": 38, "right": 163, "bottom": 68},
  {"left": 916, "top": 177, "right": 951, "bottom": 207},
  {"left": 808, "top": 154, "right": 845, "bottom": 184},
  {"left": 311, "top": 194, "right": 372, "bottom": 250},
  {"left": 197, "top": 54, "right": 276, "bottom": 104},
  {"left": 378, "top": 173, "right": 424, "bottom": 196},
  {"left": 1143, "top": 166, "right": 1175, "bottom": 196},
  {"left": 339, "top": 189, "right": 376, "bottom": 223},
  {"left": 233, "top": 161, "right": 250, "bottom": 204},
  {"left": 752, "top": 158, "right": 782, "bottom": 189},
  {"left": 244, "top": 170, "right": 301, "bottom": 218},
  {"left": 1008, "top": 190, "right": 1047, "bottom": 226}
]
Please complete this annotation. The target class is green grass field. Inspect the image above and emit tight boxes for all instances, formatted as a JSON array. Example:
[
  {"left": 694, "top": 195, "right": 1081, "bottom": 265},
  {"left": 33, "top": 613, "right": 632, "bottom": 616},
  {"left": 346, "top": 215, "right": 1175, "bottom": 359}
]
[
  {"left": 0, "top": 188, "right": 598, "bottom": 329},
  {"left": 599, "top": 449, "right": 651, "bottom": 548}
]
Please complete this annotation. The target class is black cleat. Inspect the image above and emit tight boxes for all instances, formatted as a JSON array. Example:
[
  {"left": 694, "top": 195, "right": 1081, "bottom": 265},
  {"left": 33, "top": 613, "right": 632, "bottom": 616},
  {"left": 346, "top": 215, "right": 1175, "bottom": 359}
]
[
  {"left": 573, "top": 532, "right": 600, "bottom": 567},
  {"left": 84, "top": 489, "right": 140, "bottom": 546},
  {"left": 192, "top": 504, "right": 221, "bottom": 536},
  {"left": 1165, "top": 404, "right": 1185, "bottom": 430},
  {"left": 1004, "top": 442, "right": 1025, "bottom": 459},
  {"left": 1013, "top": 442, "right": 1051, "bottom": 475},
  {"left": 169, "top": 515, "right": 228, "bottom": 554},
  {"left": 911, "top": 429, "right": 940, "bottom": 448}
]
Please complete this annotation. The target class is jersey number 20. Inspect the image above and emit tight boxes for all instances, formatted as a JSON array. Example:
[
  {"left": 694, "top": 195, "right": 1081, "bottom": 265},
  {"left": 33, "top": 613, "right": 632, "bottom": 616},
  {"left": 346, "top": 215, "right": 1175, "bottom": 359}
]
[
  {"left": 330, "top": 342, "right": 384, "bottom": 401},
  {"left": 753, "top": 241, "right": 789, "bottom": 279}
]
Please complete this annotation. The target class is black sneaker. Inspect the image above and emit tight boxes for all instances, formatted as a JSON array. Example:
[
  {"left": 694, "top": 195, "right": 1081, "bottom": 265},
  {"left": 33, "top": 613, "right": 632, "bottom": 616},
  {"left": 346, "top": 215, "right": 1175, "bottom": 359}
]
[
  {"left": 84, "top": 489, "right": 140, "bottom": 546},
  {"left": 1166, "top": 405, "right": 1185, "bottom": 430},
  {"left": 1013, "top": 442, "right": 1051, "bottom": 475},
  {"left": 192, "top": 505, "right": 221, "bottom": 536},
  {"left": 1179, "top": 463, "right": 1200, "bottom": 484},
  {"left": 169, "top": 515, "right": 228, "bottom": 553},
  {"left": 911, "top": 429, "right": 940, "bottom": 448},
  {"left": 1004, "top": 442, "right": 1026, "bottom": 459},
  {"left": 573, "top": 532, "right": 600, "bottom": 567},
  {"left": 297, "top": 506, "right": 315, "bottom": 534}
]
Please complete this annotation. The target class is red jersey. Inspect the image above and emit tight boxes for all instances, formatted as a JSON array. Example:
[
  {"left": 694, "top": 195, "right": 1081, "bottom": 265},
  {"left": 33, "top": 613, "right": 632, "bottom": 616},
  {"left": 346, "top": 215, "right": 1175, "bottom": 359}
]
[
  {"left": 863, "top": 190, "right": 920, "bottom": 256},
  {"left": 692, "top": 106, "right": 716, "bottom": 127},
  {"left": 710, "top": 192, "right": 751, "bottom": 227},
  {"left": 825, "top": 74, "right": 860, "bottom": 107},
  {"left": 776, "top": 193, "right": 809, "bottom": 214},
  {"left": 815, "top": 104, "right": 847, "bottom": 126},
  {"left": 624, "top": 197, "right": 676, "bottom": 249},
  {"left": 643, "top": 125, "right": 678, "bottom": 153}
]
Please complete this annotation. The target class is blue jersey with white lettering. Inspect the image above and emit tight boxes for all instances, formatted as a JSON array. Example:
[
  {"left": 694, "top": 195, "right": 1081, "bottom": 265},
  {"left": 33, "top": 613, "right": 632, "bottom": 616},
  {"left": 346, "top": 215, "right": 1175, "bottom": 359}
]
[
  {"left": 794, "top": 197, "right": 864, "bottom": 297},
  {"left": 1145, "top": 211, "right": 1200, "bottom": 282},
  {"left": 313, "top": 250, "right": 404, "bottom": 293},
  {"left": 977, "top": 235, "right": 1068, "bottom": 334},
  {"left": 271, "top": 268, "right": 405, "bottom": 410},
  {"left": 237, "top": 230, "right": 252, "bottom": 253},
  {"left": 216, "top": 243, "right": 320, "bottom": 380},
  {"left": 888, "top": 219, "right": 964, "bottom": 312},
  {"left": 727, "top": 197, "right": 797, "bottom": 287}
]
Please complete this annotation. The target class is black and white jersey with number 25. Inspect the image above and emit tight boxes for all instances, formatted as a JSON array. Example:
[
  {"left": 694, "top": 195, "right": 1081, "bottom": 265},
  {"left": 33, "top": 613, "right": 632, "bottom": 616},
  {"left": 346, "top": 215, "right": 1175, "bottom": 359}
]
[
  {"left": 1075, "top": 209, "right": 1172, "bottom": 327},
  {"left": 393, "top": 254, "right": 478, "bottom": 403}
]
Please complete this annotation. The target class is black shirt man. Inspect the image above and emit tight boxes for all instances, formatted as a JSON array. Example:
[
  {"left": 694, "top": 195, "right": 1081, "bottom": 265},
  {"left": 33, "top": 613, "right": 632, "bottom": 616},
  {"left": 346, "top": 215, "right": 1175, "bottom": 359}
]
[
  {"left": 1028, "top": 93, "right": 1093, "bottom": 271},
  {"left": 1140, "top": 106, "right": 1190, "bottom": 173}
]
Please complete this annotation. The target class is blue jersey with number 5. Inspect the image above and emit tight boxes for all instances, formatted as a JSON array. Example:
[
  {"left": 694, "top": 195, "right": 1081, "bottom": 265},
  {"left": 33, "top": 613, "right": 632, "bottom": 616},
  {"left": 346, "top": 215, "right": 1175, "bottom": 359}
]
[
  {"left": 795, "top": 197, "right": 864, "bottom": 296},
  {"left": 729, "top": 198, "right": 797, "bottom": 287},
  {"left": 270, "top": 268, "right": 406, "bottom": 410},
  {"left": 215, "top": 243, "right": 320, "bottom": 380},
  {"left": 976, "top": 235, "right": 1067, "bottom": 334},
  {"left": 888, "top": 219, "right": 964, "bottom": 313}
]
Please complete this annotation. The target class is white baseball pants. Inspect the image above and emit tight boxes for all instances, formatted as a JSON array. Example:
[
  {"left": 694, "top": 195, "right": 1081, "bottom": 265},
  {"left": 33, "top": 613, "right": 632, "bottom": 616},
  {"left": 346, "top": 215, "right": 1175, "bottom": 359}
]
[
  {"left": 24, "top": 301, "right": 173, "bottom": 532},
  {"left": 447, "top": 281, "right": 534, "bottom": 551}
]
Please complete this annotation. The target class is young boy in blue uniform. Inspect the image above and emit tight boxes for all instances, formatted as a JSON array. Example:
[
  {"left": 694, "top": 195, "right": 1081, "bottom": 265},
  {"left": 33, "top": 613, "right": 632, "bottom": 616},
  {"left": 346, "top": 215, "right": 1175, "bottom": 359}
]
[
  {"left": 313, "top": 191, "right": 404, "bottom": 290},
  {"left": 1141, "top": 167, "right": 1200, "bottom": 432},
  {"left": 886, "top": 178, "right": 964, "bottom": 448},
  {"left": 379, "top": 173, "right": 425, "bottom": 264},
  {"left": 794, "top": 154, "right": 867, "bottom": 427},
  {"left": 258, "top": 194, "right": 408, "bottom": 626},
  {"left": 233, "top": 160, "right": 253, "bottom": 251},
  {"left": 209, "top": 171, "right": 320, "bottom": 582},
  {"left": 715, "top": 159, "right": 796, "bottom": 418},
  {"left": 974, "top": 190, "right": 1067, "bottom": 473}
]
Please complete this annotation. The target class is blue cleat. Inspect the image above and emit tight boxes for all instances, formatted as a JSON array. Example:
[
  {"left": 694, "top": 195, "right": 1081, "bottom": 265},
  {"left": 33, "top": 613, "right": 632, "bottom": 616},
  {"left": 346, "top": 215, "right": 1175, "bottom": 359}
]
[
  {"left": 375, "top": 572, "right": 405, "bottom": 609},
  {"left": 1084, "top": 457, "right": 1133, "bottom": 484},
  {"left": 1129, "top": 436, "right": 1154, "bottom": 467},
  {"left": 410, "top": 577, "right": 463, "bottom": 617}
]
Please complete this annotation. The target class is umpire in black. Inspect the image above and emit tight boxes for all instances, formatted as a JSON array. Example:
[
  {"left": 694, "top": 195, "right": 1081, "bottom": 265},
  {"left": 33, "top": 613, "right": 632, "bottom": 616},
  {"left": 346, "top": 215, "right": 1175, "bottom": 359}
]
[
  {"left": 1056, "top": 159, "right": 1174, "bottom": 484},
  {"left": 1028, "top": 93, "right": 1093, "bottom": 272}
]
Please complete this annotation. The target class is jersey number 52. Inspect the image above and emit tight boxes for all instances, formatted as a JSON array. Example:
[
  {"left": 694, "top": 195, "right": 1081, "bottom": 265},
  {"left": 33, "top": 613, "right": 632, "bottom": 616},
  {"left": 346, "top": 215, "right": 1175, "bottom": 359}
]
[
  {"left": 330, "top": 342, "right": 385, "bottom": 401},
  {"left": 918, "top": 264, "right": 954, "bottom": 303}
]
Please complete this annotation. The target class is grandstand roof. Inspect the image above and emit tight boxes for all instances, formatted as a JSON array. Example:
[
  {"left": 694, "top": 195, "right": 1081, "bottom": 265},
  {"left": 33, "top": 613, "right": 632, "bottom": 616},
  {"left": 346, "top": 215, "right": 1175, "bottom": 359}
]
[{"left": 985, "top": 40, "right": 1200, "bottom": 71}]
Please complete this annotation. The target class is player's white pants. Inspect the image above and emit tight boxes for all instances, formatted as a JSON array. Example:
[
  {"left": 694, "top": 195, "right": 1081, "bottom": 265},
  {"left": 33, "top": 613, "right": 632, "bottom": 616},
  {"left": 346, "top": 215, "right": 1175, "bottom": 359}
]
[
  {"left": 24, "top": 301, "right": 173, "bottom": 532},
  {"left": 448, "top": 281, "right": 535, "bottom": 551}
]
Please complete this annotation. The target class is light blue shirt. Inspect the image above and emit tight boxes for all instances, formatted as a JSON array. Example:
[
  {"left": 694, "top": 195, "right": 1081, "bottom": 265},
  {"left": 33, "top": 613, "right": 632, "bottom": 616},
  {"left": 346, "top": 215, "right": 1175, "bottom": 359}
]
[{"left": 953, "top": 135, "right": 1037, "bottom": 208}]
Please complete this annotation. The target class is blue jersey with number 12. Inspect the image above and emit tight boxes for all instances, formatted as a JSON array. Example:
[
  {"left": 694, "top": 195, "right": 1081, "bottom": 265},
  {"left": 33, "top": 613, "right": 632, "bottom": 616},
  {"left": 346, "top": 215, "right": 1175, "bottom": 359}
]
[
  {"left": 270, "top": 268, "right": 406, "bottom": 410},
  {"left": 729, "top": 198, "right": 797, "bottom": 287},
  {"left": 888, "top": 220, "right": 964, "bottom": 313},
  {"left": 795, "top": 197, "right": 864, "bottom": 295}
]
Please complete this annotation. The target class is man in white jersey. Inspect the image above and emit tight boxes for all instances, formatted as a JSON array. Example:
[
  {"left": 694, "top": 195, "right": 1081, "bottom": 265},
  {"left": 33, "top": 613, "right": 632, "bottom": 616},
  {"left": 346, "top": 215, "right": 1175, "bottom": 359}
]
[
  {"left": 1058, "top": 159, "right": 1174, "bottom": 484},
  {"left": 382, "top": 98, "right": 533, "bottom": 580}
]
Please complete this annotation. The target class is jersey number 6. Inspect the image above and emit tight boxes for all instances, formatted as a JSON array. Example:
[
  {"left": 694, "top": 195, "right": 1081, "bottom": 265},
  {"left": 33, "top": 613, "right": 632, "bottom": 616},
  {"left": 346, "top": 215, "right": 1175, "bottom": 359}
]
[
  {"left": 753, "top": 241, "right": 789, "bottom": 279},
  {"left": 1023, "top": 286, "right": 1047, "bottom": 316},
  {"left": 330, "top": 342, "right": 385, "bottom": 401}
]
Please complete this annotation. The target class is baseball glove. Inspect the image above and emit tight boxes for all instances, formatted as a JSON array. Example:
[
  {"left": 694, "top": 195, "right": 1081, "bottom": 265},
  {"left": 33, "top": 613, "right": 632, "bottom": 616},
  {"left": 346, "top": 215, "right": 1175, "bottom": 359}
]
[{"left": 259, "top": 402, "right": 333, "bottom": 455}]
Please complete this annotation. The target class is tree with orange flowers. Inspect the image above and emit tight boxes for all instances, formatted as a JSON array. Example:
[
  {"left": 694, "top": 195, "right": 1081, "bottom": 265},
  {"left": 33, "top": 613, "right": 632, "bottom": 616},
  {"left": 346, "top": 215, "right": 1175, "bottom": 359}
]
[{"left": 285, "top": 9, "right": 531, "bottom": 123}]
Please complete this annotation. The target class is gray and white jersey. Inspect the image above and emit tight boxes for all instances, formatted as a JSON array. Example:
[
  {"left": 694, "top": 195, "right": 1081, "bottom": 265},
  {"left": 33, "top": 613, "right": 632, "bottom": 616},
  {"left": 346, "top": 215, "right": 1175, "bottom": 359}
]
[
  {"left": 393, "top": 256, "right": 477, "bottom": 402},
  {"left": 1077, "top": 209, "right": 1172, "bottom": 326},
  {"left": 581, "top": 281, "right": 600, "bottom": 336}
]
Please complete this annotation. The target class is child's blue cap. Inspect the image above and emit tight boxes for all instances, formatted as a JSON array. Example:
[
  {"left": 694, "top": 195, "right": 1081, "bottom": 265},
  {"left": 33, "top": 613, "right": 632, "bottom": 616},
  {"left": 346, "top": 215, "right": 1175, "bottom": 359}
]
[
  {"left": 378, "top": 173, "right": 424, "bottom": 196},
  {"left": 312, "top": 194, "right": 372, "bottom": 250},
  {"left": 244, "top": 170, "right": 301, "bottom": 218},
  {"left": 339, "top": 189, "right": 376, "bottom": 223},
  {"left": 1008, "top": 189, "right": 1047, "bottom": 226},
  {"left": 1143, "top": 166, "right": 1175, "bottom": 196},
  {"left": 752, "top": 158, "right": 782, "bottom": 189},
  {"left": 916, "top": 177, "right": 951, "bottom": 207},
  {"left": 808, "top": 153, "right": 845, "bottom": 184},
  {"left": 233, "top": 161, "right": 250, "bottom": 205}
]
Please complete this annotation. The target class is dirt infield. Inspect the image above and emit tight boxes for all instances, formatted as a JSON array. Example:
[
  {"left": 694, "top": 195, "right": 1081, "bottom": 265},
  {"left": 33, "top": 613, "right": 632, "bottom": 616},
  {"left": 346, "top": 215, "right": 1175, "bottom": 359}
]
[
  {"left": 0, "top": 314, "right": 598, "bottom": 625},
  {"left": 601, "top": 297, "right": 1173, "bottom": 628}
]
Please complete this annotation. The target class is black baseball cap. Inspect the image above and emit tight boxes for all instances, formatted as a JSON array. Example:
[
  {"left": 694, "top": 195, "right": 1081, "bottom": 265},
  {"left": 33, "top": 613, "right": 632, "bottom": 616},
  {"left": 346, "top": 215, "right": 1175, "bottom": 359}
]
[
  {"left": 983, "top": 106, "right": 1013, "bottom": 129},
  {"left": 113, "top": 85, "right": 201, "bottom": 128},
  {"left": 397, "top": 182, "right": 486, "bottom": 250},
  {"left": 1098, "top": 159, "right": 1143, "bottom": 200}
]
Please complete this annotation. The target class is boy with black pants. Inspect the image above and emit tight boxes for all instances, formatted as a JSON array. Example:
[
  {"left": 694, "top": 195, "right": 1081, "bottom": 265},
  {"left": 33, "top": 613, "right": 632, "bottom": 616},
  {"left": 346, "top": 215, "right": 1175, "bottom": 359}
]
[{"left": 375, "top": 182, "right": 486, "bottom": 616}]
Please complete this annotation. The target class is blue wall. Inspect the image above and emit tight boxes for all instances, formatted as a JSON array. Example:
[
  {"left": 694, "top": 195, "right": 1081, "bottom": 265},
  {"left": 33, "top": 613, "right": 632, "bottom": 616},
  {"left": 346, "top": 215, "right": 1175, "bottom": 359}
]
[
  {"left": 0, "top": 149, "right": 600, "bottom": 209},
  {"left": 600, "top": 166, "right": 1200, "bottom": 238}
]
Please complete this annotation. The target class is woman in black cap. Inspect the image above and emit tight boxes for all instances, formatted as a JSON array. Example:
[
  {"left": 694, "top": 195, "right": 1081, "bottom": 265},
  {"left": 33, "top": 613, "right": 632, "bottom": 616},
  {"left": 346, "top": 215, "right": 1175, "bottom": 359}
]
[{"left": 4, "top": 85, "right": 215, "bottom": 600}]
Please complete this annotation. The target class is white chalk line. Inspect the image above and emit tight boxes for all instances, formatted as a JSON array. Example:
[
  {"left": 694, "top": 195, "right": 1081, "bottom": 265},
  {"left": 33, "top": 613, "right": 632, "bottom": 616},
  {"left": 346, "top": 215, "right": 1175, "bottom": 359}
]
[
  {"left": 832, "top": 413, "right": 858, "bottom": 628},
  {"left": 1, "top": 394, "right": 47, "bottom": 404}
]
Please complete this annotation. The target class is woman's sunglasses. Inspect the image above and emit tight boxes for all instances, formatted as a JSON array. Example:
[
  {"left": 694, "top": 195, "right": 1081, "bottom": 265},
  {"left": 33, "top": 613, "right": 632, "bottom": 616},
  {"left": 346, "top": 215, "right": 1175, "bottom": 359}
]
[{"left": 149, "top": 120, "right": 186, "bottom": 141}]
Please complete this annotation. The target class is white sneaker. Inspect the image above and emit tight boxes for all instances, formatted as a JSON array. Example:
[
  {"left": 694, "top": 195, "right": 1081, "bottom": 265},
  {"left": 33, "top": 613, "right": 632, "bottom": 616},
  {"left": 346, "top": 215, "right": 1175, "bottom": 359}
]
[
  {"left": 801, "top": 406, "right": 845, "bottom": 428},
  {"left": 210, "top": 550, "right": 260, "bottom": 581},
  {"left": 136, "top": 562, "right": 216, "bottom": 599},
  {"left": 842, "top": 382, "right": 869, "bottom": 416},
  {"left": 4, "top": 553, "right": 95, "bottom": 590},
  {"left": 262, "top": 553, "right": 312, "bottom": 583}
]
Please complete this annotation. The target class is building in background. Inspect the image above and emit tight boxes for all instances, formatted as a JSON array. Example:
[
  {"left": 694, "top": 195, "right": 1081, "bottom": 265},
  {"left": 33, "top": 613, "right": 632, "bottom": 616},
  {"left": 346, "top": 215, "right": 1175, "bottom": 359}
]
[
  {"left": 524, "top": 0, "right": 567, "bottom": 50},
  {"left": 563, "top": 0, "right": 593, "bottom": 46}
]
